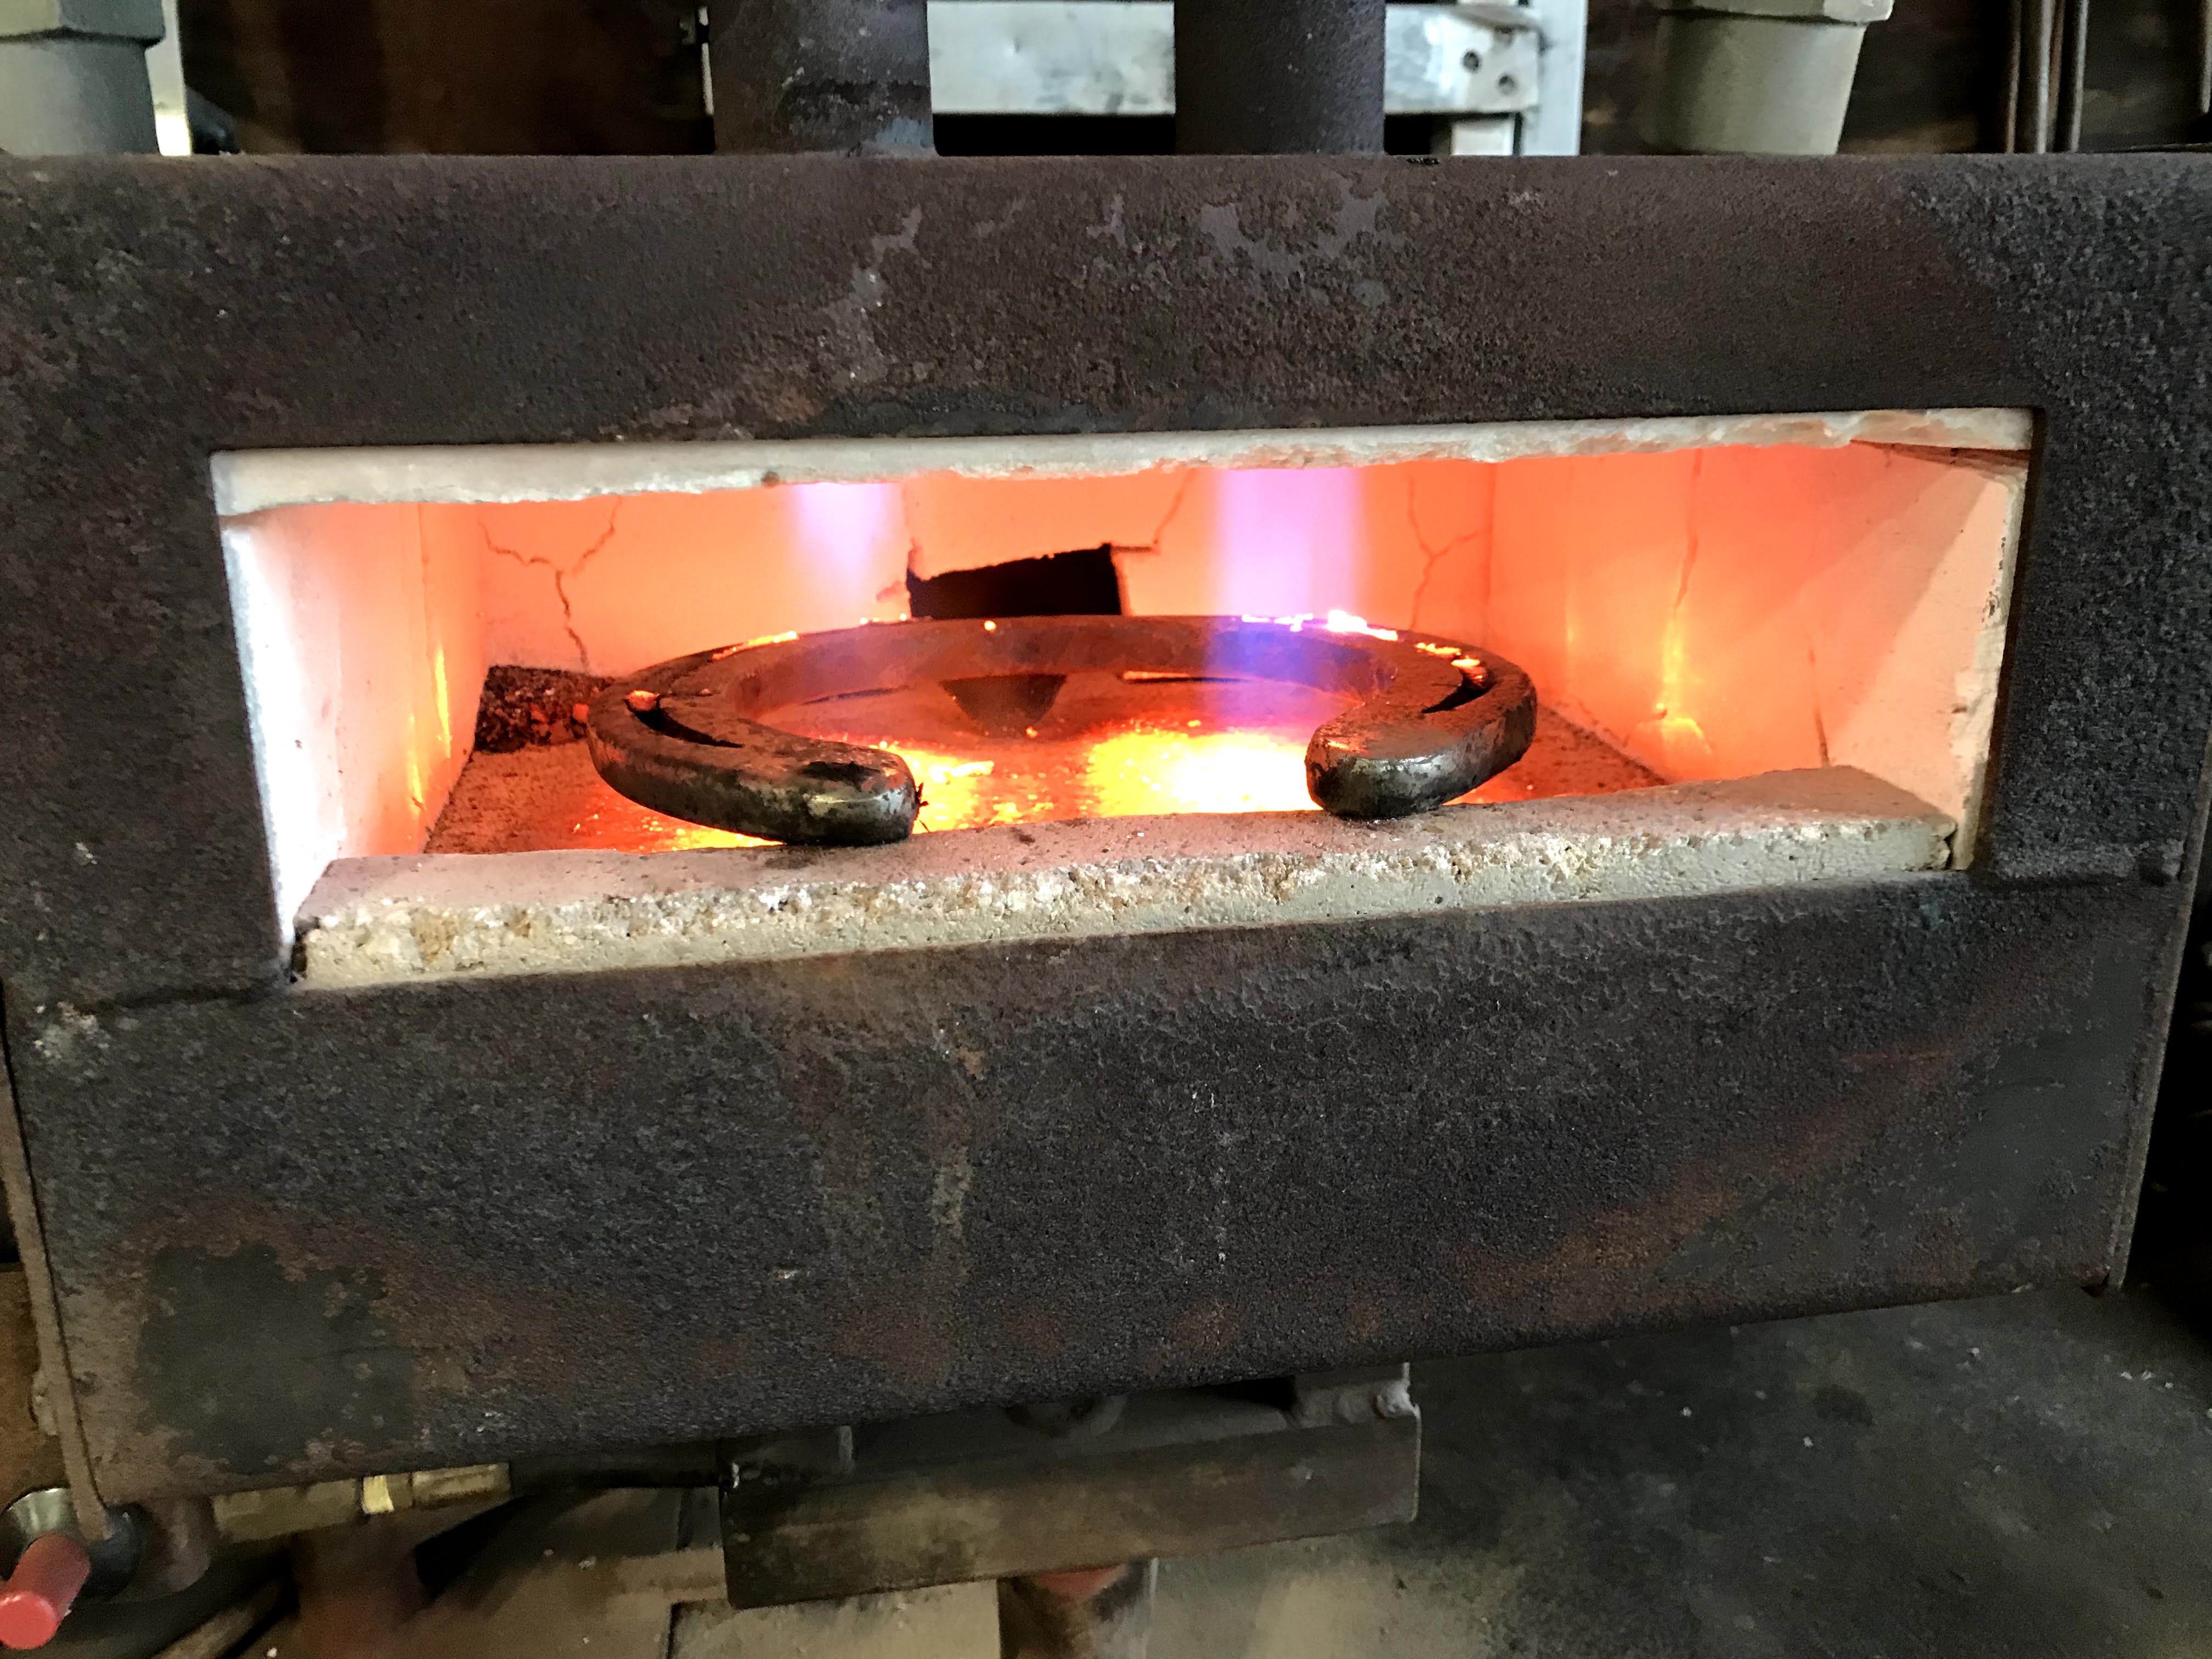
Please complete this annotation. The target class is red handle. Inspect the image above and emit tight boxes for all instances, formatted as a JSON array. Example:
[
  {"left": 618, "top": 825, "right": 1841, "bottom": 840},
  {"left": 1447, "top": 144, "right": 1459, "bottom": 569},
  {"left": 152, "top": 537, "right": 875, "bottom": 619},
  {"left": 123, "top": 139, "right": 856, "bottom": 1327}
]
[{"left": 0, "top": 1534, "right": 91, "bottom": 1649}]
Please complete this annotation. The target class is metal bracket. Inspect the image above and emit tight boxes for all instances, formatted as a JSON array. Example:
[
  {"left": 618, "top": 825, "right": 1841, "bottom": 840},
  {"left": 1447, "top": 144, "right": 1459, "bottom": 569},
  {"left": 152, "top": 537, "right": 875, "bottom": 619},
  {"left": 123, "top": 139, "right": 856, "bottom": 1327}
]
[
  {"left": 1292, "top": 1365, "right": 1419, "bottom": 1429},
  {"left": 927, "top": 2, "right": 1543, "bottom": 117},
  {"left": 718, "top": 1387, "right": 1420, "bottom": 1609}
]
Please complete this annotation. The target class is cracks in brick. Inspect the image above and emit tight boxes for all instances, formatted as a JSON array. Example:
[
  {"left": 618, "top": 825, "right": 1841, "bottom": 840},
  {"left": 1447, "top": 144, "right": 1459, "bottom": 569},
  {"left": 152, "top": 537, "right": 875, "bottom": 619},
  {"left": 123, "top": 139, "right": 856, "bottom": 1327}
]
[
  {"left": 1146, "top": 469, "right": 1199, "bottom": 550},
  {"left": 900, "top": 471, "right": 1197, "bottom": 593},
  {"left": 1653, "top": 451, "right": 1704, "bottom": 729},
  {"left": 1404, "top": 472, "right": 1485, "bottom": 632},
  {"left": 479, "top": 499, "right": 624, "bottom": 672},
  {"left": 1670, "top": 451, "right": 1703, "bottom": 633},
  {"left": 1862, "top": 441, "right": 2028, "bottom": 486},
  {"left": 1807, "top": 640, "right": 1832, "bottom": 767},
  {"left": 1102, "top": 470, "right": 1200, "bottom": 579}
]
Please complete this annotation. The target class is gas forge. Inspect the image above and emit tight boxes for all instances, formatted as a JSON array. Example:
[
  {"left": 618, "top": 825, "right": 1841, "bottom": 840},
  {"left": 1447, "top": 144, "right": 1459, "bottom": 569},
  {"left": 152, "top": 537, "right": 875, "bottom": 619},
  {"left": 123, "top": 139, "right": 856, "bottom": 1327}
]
[
  {"left": 222, "top": 410, "right": 2020, "bottom": 987},
  {"left": 2, "top": 156, "right": 2207, "bottom": 1514}
]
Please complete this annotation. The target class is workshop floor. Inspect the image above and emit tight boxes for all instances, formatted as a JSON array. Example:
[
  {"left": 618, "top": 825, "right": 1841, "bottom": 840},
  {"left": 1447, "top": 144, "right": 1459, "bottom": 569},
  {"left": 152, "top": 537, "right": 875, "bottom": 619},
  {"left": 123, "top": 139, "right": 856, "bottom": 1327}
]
[
  {"left": 191, "top": 1280, "right": 2212, "bottom": 1659},
  {"left": 1155, "top": 1285, "right": 2212, "bottom": 1658}
]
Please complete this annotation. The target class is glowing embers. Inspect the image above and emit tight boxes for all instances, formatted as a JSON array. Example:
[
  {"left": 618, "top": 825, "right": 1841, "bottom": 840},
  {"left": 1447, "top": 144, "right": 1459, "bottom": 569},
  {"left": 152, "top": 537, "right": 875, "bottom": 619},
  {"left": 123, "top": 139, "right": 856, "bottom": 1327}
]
[
  {"left": 1081, "top": 728, "right": 1315, "bottom": 817},
  {"left": 811, "top": 675, "right": 1341, "bottom": 832}
]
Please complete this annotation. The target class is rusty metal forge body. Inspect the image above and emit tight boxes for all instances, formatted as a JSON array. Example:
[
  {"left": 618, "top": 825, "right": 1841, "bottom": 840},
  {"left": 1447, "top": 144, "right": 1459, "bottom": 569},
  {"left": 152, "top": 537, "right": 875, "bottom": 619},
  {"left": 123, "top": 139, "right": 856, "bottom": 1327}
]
[{"left": 0, "top": 155, "right": 2209, "bottom": 1507}]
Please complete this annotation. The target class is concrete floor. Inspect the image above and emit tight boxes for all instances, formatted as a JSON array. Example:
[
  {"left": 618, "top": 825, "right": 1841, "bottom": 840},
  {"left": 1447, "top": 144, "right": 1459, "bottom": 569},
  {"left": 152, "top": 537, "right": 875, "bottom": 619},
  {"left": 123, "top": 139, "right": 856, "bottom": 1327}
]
[
  {"left": 130, "top": 1281, "right": 2212, "bottom": 1658},
  {"left": 1156, "top": 1286, "right": 2212, "bottom": 1658}
]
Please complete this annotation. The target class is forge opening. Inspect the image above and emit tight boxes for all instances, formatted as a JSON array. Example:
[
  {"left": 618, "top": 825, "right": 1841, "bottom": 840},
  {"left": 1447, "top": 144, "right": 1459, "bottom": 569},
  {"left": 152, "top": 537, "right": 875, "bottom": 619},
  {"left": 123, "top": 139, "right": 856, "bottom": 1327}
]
[
  {"left": 906, "top": 543, "right": 1125, "bottom": 620},
  {"left": 216, "top": 410, "right": 2027, "bottom": 956}
]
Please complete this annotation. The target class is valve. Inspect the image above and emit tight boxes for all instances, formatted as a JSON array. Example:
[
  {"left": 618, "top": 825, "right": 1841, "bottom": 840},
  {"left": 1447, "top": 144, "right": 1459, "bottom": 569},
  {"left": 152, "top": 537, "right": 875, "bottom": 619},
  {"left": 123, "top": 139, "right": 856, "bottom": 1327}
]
[
  {"left": 0, "top": 1491, "right": 143, "bottom": 1650},
  {"left": 0, "top": 1534, "right": 90, "bottom": 1650}
]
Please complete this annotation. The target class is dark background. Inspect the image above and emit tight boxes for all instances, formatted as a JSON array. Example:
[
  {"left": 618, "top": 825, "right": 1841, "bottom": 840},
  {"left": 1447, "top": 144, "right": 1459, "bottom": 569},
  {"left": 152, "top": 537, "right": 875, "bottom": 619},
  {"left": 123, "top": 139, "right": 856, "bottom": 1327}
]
[{"left": 175, "top": 0, "right": 2211, "bottom": 157}]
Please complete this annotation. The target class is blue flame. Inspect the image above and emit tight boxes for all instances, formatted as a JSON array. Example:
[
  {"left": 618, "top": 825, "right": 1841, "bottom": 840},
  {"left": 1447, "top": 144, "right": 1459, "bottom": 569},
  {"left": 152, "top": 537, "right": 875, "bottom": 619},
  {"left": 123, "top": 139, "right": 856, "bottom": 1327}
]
[
  {"left": 1203, "top": 467, "right": 1364, "bottom": 616},
  {"left": 1198, "top": 467, "right": 1369, "bottom": 686},
  {"left": 787, "top": 481, "right": 905, "bottom": 616}
]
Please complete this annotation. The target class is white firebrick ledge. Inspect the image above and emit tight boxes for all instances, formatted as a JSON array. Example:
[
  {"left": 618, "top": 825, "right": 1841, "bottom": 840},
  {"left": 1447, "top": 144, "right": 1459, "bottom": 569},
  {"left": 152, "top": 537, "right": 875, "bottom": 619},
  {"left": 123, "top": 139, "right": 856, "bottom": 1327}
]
[
  {"left": 213, "top": 409, "right": 2030, "bottom": 514},
  {"left": 294, "top": 766, "right": 1954, "bottom": 988}
]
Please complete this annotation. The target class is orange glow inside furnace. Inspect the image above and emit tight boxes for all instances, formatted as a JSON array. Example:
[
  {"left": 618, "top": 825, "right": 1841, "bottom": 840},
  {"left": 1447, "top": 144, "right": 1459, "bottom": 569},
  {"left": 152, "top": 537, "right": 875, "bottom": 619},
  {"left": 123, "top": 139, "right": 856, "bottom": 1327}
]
[{"left": 468, "top": 659, "right": 1651, "bottom": 861}]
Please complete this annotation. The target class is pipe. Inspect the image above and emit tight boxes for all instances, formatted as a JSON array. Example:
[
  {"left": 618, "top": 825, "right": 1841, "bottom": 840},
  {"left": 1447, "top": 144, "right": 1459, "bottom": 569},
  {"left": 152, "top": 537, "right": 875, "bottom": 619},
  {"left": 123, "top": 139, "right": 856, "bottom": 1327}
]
[
  {"left": 706, "top": 0, "right": 932, "bottom": 154},
  {"left": 2201, "top": 0, "right": 2212, "bottom": 117},
  {"left": 1175, "top": 0, "right": 1387, "bottom": 154},
  {"left": 0, "top": 0, "right": 165, "bottom": 156},
  {"left": 2054, "top": 0, "right": 2090, "bottom": 151},
  {"left": 1637, "top": 12, "right": 1874, "bottom": 154},
  {"left": 1634, "top": 0, "right": 1893, "bottom": 157},
  {"left": 2017, "top": 0, "right": 2055, "bottom": 151},
  {"left": 2000, "top": 0, "right": 2023, "bottom": 150}
]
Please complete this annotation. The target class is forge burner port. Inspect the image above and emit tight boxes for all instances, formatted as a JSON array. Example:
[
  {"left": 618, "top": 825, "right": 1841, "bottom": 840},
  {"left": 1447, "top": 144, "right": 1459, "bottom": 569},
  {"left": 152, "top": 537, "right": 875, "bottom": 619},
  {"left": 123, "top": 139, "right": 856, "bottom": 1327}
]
[{"left": 584, "top": 614, "right": 1537, "bottom": 847}]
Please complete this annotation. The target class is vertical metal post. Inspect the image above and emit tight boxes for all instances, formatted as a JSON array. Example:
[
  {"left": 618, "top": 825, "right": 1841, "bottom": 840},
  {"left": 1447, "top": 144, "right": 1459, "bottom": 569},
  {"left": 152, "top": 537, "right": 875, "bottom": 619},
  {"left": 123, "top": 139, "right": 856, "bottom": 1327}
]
[
  {"left": 1999, "top": 0, "right": 2024, "bottom": 150},
  {"left": 2016, "top": 0, "right": 2055, "bottom": 151},
  {"left": 707, "top": 0, "right": 933, "bottom": 154},
  {"left": 1520, "top": 0, "right": 1589, "bottom": 153},
  {"left": 144, "top": 0, "right": 188, "bottom": 154},
  {"left": 2053, "top": 0, "right": 2090, "bottom": 151},
  {"left": 2200, "top": 0, "right": 2212, "bottom": 118},
  {"left": 1175, "top": 0, "right": 1387, "bottom": 153}
]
